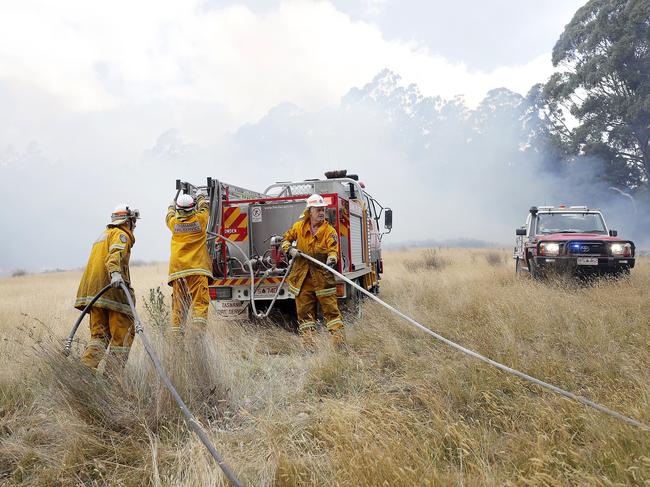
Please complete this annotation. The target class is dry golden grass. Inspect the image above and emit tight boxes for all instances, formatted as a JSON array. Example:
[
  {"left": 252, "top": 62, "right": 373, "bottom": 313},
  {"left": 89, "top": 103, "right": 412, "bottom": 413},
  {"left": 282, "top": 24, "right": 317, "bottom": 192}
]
[{"left": 0, "top": 250, "right": 649, "bottom": 486}]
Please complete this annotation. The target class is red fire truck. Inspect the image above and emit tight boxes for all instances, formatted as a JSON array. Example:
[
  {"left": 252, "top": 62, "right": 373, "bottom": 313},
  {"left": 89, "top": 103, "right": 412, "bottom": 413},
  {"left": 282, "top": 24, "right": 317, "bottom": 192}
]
[{"left": 177, "top": 170, "right": 392, "bottom": 319}]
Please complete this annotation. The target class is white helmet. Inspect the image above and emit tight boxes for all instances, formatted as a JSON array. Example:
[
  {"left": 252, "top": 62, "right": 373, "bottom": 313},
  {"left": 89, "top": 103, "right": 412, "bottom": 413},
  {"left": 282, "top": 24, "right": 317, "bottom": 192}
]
[
  {"left": 110, "top": 204, "right": 140, "bottom": 225},
  {"left": 305, "top": 193, "right": 327, "bottom": 208},
  {"left": 176, "top": 194, "right": 196, "bottom": 210}
]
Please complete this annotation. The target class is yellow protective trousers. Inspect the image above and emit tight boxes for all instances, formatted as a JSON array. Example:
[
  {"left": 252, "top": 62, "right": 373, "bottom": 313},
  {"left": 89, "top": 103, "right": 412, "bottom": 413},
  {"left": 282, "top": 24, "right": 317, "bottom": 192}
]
[
  {"left": 295, "top": 272, "right": 344, "bottom": 345},
  {"left": 171, "top": 275, "right": 209, "bottom": 333},
  {"left": 80, "top": 307, "right": 135, "bottom": 372}
]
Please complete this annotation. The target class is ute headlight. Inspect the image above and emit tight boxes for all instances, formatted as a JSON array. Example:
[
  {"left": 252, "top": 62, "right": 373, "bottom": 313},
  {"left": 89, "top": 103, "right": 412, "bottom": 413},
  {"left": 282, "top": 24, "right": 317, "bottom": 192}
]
[
  {"left": 540, "top": 242, "right": 560, "bottom": 256},
  {"left": 610, "top": 243, "right": 631, "bottom": 257}
]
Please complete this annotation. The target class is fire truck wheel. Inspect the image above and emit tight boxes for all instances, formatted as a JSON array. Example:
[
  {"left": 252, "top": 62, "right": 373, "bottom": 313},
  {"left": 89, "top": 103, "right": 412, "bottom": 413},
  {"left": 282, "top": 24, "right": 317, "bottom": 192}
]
[{"left": 341, "top": 281, "right": 363, "bottom": 321}]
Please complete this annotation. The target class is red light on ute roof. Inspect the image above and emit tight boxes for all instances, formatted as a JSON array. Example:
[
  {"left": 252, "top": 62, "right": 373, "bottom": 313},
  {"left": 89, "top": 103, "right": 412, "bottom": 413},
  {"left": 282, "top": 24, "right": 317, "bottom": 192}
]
[{"left": 359, "top": 181, "right": 366, "bottom": 188}]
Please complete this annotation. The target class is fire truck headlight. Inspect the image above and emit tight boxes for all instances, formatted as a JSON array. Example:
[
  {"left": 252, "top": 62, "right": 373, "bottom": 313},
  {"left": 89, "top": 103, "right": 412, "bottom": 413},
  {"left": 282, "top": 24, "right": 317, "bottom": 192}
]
[
  {"left": 610, "top": 243, "right": 631, "bottom": 256},
  {"left": 540, "top": 242, "right": 560, "bottom": 256}
]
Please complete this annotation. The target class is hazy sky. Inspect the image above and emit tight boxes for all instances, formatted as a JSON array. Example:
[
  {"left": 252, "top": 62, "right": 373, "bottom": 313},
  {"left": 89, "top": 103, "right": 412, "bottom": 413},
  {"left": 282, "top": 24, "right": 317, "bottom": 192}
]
[
  {"left": 0, "top": 0, "right": 584, "bottom": 126},
  {"left": 210, "top": 0, "right": 585, "bottom": 69},
  {"left": 0, "top": 0, "right": 589, "bottom": 273}
]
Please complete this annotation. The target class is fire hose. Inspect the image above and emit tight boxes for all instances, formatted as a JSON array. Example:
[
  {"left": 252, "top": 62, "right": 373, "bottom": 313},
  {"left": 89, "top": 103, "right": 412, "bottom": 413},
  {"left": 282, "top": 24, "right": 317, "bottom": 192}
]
[
  {"left": 64, "top": 283, "right": 243, "bottom": 487},
  {"left": 209, "top": 232, "right": 293, "bottom": 319},
  {"left": 61, "top": 243, "right": 646, "bottom": 486},
  {"left": 64, "top": 283, "right": 113, "bottom": 356},
  {"left": 296, "top": 251, "right": 650, "bottom": 433}
]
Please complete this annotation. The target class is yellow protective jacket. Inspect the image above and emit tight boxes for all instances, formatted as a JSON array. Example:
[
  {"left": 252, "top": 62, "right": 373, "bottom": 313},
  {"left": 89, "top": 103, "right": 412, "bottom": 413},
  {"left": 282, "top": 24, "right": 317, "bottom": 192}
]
[
  {"left": 75, "top": 223, "right": 135, "bottom": 316},
  {"left": 281, "top": 212, "right": 339, "bottom": 296},
  {"left": 166, "top": 195, "right": 212, "bottom": 284}
]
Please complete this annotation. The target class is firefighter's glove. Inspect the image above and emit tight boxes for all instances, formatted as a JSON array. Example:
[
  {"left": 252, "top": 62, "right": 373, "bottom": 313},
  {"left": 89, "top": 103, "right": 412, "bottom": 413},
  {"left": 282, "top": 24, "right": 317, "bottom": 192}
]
[
  {"left": 110, "top": 272, "right": 125, "bottom": 289},
  {"left": 326, "top": 255, "right": 338, "bottom": 269},
  {"left": 287, "top": 248, "right": 298, "bottom": 260}
]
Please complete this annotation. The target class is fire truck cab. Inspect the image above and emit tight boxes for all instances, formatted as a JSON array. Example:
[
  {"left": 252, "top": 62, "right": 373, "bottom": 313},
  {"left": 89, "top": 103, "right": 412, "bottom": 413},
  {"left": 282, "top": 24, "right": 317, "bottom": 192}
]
[{"left": 180, "top": 170, "right": 392, "bottom": 319}]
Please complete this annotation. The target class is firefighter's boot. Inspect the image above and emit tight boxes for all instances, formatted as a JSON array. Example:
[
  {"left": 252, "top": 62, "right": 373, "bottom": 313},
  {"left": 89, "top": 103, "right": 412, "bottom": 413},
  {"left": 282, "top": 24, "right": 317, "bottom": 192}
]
[
  {"left": 299, "top": 322, "right": 317, "bottom": 352},
  {"left": 80, "top": 340, "right": 108, "bottom": 369},
  {"left": 330, "top": 328, "right": 346, "bottom": 351},
  {"left": 103, "top": 350, "right": 129, "bottom": 386},
  {"left": 326, "top": 319, "right": 346, "bottom": 351}
]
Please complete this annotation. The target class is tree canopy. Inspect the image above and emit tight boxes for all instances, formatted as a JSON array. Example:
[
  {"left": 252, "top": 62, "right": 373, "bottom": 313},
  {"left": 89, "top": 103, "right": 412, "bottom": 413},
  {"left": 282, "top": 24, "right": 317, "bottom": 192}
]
[{"left": 544, "top": 0, "right": 650, "bottom": 190}]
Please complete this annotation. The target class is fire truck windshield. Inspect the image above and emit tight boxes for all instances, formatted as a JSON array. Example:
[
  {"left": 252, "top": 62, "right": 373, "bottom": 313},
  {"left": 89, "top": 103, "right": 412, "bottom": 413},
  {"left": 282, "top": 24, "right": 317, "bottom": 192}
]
[{"left": 536, "top": 213, "right": 607, "bottom": 235}]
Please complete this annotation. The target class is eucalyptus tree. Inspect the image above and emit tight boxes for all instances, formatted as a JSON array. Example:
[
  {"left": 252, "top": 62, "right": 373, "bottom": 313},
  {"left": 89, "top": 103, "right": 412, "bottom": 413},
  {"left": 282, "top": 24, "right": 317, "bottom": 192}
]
[{"left": 544, "top": 0, "right": 650, "bottom": 190}]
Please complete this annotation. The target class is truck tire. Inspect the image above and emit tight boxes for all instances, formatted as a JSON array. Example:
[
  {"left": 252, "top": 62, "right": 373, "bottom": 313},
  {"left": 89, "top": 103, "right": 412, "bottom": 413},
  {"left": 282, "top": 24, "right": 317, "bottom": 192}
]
[
  {"left": 611, "top": 267, "right": 631, "bottom": 279},
  {"left": 515, "top": 257, "right": 523, "bottom": 276},
  {"left": 341, "top": 279, "right": 363, "bottom": 321},
  {"left": 529, "top": 260, "right": 542, "bottom": 280}
]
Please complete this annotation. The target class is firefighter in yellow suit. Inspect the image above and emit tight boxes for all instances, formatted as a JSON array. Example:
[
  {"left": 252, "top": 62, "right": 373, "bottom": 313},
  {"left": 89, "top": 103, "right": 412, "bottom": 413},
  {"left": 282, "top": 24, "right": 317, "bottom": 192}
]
[
  {"left": 166, "top": 193, "right": 212, "bottom": 333},
  {"left": 281, "top": 194, "right": 345, "bottom": 348},
  {"left": 75, "top": 204, "right": 139, "bottom": 374}
]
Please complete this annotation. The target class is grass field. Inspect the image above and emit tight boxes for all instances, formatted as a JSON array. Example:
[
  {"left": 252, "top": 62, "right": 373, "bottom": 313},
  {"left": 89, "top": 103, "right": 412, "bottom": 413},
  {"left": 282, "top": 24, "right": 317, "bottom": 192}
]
[{"left": 0, "top": 249, "right": 648, "bottom": 486}]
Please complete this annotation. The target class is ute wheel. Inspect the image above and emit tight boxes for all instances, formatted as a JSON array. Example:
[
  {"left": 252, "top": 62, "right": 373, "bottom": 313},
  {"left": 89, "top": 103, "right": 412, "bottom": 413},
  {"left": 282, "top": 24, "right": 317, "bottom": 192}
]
[
  {"left": 529, "top": 261, "right": 542, "bottom": 280},
  {"left": 610, "top": 267, "right": 631, "bottom": 279},
  {"left": 515, "top": 257, "right": 523, "bottom": 276}
]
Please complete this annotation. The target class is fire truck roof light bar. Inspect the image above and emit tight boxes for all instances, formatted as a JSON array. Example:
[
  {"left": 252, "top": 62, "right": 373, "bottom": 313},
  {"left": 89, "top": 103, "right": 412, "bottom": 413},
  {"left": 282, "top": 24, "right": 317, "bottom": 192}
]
[{"left": 535, "top": 205, "right": 592, "bottom": 211}]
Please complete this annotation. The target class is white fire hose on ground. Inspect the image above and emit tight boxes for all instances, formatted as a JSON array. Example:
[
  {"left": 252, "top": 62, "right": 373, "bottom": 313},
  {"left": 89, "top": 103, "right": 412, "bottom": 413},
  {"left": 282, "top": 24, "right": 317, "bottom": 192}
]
[{"left": 296, "top": 251, "right": 649, "bottom": 433}]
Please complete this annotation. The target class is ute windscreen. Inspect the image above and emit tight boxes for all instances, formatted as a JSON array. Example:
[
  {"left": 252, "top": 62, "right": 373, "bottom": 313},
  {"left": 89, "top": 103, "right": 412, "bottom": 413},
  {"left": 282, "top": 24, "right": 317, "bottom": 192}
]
[{"left": 536, "top": 213, "right": 607, "bottom": 235}]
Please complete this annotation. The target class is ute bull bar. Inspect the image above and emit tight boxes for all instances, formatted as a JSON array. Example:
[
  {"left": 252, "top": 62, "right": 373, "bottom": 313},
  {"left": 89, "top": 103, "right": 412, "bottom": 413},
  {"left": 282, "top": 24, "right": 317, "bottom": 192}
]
[{"left": 533, "top": 239, "right": 635, "bottom": 272}]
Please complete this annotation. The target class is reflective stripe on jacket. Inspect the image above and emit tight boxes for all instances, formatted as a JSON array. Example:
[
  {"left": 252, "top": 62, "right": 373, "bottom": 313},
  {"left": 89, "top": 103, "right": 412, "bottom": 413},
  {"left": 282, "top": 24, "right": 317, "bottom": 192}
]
[
  {"left": 75, "top": 223, "right": 135, "bottom": 316},
  {"left": 166, "top": 195, "right": 213, "bottom": 284},
  {"left": 281, "top": 212, "right": 339, "bottom": 295}
]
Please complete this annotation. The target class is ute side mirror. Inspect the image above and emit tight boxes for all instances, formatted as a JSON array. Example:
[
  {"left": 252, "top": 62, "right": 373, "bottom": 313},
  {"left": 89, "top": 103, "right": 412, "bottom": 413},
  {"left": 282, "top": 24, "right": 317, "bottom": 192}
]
[
  {"left": 384, "top": 208, "right": 393, "bottom": 230},
  {"left": 609, "top": 229, "right": 618, "bottom": 237},
  {"left": 516, "top": 228, "right": 526, "bottom": 236}
]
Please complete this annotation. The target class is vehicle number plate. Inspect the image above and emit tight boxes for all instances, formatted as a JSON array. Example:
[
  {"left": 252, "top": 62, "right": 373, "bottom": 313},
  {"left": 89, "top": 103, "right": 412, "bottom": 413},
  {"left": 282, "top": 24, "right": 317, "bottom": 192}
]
[
  {"left": 254, "top": 285, "right": 279, "bottom": 298},
  {"left": 577, "top": 257, "right": 598, "bottom": 266}
]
